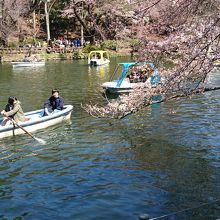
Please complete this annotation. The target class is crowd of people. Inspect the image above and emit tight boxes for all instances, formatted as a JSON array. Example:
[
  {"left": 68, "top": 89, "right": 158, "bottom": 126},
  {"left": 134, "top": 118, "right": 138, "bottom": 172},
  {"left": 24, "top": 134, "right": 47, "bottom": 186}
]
[
  {"left": 22, "top": 36, "right": 84, "bottom": 52},
  {"left": 48, "top": 37, "right": 82, "bottom": 49},
  {"left": 0, "top": 89, "right": 64, "bottom": 126}
]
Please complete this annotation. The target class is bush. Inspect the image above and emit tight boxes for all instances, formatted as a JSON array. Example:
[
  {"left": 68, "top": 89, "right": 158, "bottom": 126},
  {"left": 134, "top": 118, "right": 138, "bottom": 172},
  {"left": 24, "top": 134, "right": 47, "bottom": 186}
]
[
  {"left": 8, "top": 42, "right": 17, "bottom": 48},
  {"left": 82, "top": 45, "right": 101, "bottom": 53},
  {"left": 101, "top": 40, "right": 117, "bottom": 50},
  {"left": 23, "top": 37, "right": 35, "bottom": 44},
  {"left": 73, "top": 51, "right": 86, "bottom": 59},
  {"left": 129, "top": 39, "right": 141, "bottom": 47}
]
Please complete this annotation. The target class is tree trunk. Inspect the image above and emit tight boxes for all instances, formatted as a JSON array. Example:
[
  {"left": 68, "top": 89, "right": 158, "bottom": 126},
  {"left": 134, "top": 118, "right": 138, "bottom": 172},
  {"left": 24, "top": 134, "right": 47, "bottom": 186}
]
[
  {"left": 44, "top": 1, "right": 50, "bottom": 42},
  {"left": 33, "top": 10, "right": 36, "bottom": 40},
  {"left": 81, "top": 24, "right": 84, "bottom": 46}
]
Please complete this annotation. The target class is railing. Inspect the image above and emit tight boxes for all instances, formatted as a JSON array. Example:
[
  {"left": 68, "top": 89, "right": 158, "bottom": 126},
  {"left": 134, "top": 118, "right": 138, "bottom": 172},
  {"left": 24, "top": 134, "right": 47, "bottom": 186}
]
[
  {"left": 0, "top": 47, "right": 79, "bottom": 55},
  {"left": 0, "top": 47, "right": 43, "bottom": 54}
]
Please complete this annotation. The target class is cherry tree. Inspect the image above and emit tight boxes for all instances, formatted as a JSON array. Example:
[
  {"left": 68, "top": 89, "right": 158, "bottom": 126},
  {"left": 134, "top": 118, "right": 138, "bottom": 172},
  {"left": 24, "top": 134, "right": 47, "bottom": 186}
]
[
  {"left": 0, "top": 0, "right": 41, "bottom": 45},
  {"left": 83, "top": 0, "right": 220, "bottom": 118},
  {"left": 0, "top": 0, "right": 27, "bottom": 44},
  {"left": 62, "top": 0, "right": 146, "bottom": 43}
]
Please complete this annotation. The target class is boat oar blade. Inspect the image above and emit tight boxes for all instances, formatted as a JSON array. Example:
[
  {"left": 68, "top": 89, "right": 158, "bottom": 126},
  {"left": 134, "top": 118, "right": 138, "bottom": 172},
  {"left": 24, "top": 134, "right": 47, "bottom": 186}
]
[{"left": 33, "top": 137, "right": 47, "bottom": 145}]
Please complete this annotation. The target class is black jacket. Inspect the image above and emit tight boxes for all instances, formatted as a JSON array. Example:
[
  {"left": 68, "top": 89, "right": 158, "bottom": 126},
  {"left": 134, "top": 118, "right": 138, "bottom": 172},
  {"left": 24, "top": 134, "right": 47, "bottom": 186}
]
[{"left": 44, "top": 96, "right": 64, "bottom": 113}]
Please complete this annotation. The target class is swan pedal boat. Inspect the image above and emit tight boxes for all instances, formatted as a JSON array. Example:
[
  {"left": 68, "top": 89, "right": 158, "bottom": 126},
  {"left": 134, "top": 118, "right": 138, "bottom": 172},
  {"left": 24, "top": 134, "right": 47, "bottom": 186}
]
[
  {"left": 11, "top": 61, "right": 45, "bottom": 68},
  {"left": 102, "top": 62, "right": 162, "bottom": 95},
  {"left": 0, "top": 105, "right": 73, "bottom": 139}
]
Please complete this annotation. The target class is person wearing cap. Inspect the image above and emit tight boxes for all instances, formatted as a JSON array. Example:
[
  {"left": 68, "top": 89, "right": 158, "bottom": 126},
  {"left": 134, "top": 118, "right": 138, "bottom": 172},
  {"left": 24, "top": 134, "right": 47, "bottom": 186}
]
[
  {"left": 43, "top": 89, "right": 64, "bottom": 116},
  {"left": 1, "top": 96, "right": 25, "bottom": 126}
]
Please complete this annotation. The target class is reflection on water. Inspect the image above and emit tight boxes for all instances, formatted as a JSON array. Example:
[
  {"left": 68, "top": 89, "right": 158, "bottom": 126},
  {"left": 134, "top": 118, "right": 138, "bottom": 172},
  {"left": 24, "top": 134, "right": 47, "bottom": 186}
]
[
  {"left": 88, "top": 65, "right": 110, "bottom": 80},
  {"left": 0, "top": 60, "right": 220, "bottom": 220}
]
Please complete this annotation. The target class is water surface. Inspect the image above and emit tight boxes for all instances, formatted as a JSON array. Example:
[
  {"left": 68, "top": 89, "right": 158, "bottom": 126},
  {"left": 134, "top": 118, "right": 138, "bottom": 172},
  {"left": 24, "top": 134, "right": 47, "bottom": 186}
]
[{"left": 0, "top": 60, "right": 220, "bottom": 220}]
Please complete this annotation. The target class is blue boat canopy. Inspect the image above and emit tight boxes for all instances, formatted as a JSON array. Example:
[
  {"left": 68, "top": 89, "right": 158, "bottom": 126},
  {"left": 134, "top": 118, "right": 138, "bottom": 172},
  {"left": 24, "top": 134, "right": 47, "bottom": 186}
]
[{"left": 115, "top": 62, "right": 161, "bottom": 88}]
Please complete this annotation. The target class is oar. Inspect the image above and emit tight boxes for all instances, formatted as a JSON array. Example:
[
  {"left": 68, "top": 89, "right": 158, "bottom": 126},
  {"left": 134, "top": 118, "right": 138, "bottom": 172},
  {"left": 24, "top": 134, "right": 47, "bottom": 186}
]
[{"left": 5, "top": 116, "right": 46, "bottom": 144}]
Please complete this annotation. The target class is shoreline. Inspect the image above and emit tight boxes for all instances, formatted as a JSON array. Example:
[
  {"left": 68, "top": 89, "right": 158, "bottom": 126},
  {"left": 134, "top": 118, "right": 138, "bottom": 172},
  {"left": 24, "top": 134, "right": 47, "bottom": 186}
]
[{"left": 0, "top": 48, "right": 133, "bottom": 63}]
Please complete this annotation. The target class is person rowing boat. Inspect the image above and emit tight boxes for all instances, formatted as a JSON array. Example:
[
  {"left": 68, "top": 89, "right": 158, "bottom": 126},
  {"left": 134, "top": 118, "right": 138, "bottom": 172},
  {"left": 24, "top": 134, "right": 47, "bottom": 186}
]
[{"left": 1, "top": 96, "right": 25, "bottom": 126}]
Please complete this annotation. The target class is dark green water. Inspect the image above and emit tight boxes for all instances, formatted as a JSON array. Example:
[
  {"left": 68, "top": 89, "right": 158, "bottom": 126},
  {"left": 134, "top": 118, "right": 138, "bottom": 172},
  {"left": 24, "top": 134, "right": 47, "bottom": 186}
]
[{"left": 0, "top": 59, "right": 220, "bottom": 220}]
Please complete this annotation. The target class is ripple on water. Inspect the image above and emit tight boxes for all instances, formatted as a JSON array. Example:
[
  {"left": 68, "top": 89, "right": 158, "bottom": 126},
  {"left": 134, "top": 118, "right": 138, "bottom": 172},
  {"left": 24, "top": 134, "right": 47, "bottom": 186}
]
[{"left": 0, "top": 63, "right": 220, "bottom": 219}]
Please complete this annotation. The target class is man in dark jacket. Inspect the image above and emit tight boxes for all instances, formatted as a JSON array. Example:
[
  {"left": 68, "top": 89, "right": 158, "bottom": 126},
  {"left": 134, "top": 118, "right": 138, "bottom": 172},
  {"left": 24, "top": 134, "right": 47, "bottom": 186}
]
[{"left": 44, "top": 89, "right": 64, "bottom": 116}]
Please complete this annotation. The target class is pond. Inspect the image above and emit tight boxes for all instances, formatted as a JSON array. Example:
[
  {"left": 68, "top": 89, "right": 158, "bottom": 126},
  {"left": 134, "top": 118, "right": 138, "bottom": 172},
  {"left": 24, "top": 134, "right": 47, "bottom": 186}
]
[{"left": 0, "top": 59, "right": 220, "bottom": 220}]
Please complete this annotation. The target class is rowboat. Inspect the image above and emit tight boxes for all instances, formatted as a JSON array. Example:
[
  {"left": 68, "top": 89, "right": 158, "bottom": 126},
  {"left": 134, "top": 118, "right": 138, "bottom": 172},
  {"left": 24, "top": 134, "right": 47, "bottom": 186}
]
[
  {"left": 88, "top": 50, "right": 110, "bottom": 66},
  {"left": 11, "top": 61, "right": 45, "bottom": 68},
  {"left": 102, "top": 62, "right": 162, "bottom": 95},
  {"left": 0, "top": 105, "right": 73, "bottom": 139}
]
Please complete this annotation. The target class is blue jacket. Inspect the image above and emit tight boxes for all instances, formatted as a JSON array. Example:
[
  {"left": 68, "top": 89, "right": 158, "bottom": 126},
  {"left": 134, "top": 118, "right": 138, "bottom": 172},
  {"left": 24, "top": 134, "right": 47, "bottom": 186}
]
[{"left": 44, "top": 96, "right": 64, "bottom": 113}]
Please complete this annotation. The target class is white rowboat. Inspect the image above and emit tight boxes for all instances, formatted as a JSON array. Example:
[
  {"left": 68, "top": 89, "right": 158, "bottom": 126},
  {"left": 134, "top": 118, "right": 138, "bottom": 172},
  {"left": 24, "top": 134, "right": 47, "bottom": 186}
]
[
  {"left": 0, "top": 105, "right": 73, "bottom": 139},
  {"left": 11, "top": 61, "right": 45, "bottom": 68}
]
